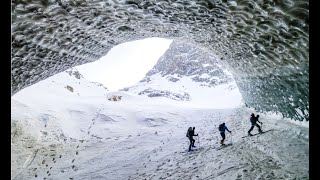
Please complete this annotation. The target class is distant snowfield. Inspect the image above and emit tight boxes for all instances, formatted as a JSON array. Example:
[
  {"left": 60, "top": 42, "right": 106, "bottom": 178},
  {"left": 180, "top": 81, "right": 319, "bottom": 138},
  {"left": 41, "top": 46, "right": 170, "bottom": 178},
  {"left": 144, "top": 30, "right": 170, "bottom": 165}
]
[
  {"left": 126, "top": 73, "right": 244, "bottom": 109},
  {"left": 11, "top": 70, "right": 309, "bottom": 179}
]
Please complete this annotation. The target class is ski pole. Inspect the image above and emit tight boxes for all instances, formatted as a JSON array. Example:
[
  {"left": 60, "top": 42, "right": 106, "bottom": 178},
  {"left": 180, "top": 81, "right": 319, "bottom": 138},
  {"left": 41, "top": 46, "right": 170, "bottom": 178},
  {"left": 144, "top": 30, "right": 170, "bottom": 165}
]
[
  {"left": 230, "top": 132, "right": 233, "bottom": 144},
  {"left": 198, "top": 135, "right": 200, "bottom": 148}
]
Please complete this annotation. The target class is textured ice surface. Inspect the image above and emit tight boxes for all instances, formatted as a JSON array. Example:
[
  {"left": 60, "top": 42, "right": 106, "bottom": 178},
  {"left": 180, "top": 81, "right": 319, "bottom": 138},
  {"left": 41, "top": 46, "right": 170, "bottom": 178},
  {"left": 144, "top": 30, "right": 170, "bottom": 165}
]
[{"left": 11, "top": 0, "right": 308, "bottom": 121}]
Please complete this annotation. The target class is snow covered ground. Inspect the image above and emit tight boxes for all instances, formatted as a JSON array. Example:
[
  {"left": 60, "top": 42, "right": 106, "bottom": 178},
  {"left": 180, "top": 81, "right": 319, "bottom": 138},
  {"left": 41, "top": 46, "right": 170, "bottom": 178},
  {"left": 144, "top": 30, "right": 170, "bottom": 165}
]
[{"left": 11, "top": 69, "right": 309, "bottom": 180}]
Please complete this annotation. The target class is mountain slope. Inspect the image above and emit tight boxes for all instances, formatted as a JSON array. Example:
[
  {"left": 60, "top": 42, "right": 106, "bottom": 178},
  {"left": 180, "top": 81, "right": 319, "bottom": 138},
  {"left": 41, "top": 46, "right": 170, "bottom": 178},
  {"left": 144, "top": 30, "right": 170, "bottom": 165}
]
[
  {"left": 12, "top": 97, "right": 309, "bottom": 179},
  {"left": 11, "top": 63, "right": 308, "bottom": 179},
  {"left": 123, "top": 41, "right": 243, "bottom": 108}
]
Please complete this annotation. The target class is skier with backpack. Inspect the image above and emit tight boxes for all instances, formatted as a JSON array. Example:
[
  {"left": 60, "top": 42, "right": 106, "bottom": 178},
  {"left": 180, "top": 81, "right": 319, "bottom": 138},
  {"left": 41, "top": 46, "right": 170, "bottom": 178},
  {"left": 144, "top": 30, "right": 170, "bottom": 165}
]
[
  {"left": 218, "top": 123, "right": 231, "bottom": 145},
  {"left": 186, "top": 127, "right": 198, "bottom": 152},
  {"left": 248, "top": 113, "right": 263, "bottom": 136}
]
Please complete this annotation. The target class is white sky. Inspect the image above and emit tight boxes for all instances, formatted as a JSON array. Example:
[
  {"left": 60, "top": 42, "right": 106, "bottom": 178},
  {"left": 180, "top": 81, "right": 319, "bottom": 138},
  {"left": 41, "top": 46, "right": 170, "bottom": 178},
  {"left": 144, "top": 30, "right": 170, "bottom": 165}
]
[{"left": 76, "top": 38, "right": 173, "bottom": 91}]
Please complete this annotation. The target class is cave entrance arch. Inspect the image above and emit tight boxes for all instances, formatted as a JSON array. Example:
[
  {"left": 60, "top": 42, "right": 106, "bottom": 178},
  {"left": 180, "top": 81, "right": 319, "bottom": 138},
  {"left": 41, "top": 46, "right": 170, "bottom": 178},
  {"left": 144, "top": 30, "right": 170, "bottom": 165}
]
[{"left": 12, "top": 0, "right": 309, "bottom": 121}]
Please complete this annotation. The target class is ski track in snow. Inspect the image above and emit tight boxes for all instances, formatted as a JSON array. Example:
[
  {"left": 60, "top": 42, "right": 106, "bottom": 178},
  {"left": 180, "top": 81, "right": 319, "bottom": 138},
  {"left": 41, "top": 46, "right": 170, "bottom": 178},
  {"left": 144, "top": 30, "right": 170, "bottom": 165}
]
[{"left": 11, "top": 105, "right": 308, "bottom": 180}]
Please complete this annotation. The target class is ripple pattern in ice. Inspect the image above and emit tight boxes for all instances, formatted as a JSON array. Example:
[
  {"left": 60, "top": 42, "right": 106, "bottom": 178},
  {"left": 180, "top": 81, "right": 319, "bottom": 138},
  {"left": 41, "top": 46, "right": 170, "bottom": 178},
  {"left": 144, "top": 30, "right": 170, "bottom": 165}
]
[{"left": 12, "top": 0, "right": 308, "bottom": 121}]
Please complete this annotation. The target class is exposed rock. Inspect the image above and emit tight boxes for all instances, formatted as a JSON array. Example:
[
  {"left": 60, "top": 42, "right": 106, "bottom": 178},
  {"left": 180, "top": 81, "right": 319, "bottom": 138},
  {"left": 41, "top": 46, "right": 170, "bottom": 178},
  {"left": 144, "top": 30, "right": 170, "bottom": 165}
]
[
  {"left": 138, "top": 88, "right": 190, "bottom": 101},
  {"left": 65, "top": 85, "right": 74, "bottom": 93},
  {"left": 108, "top": 95, "right": 122, "bottom": 102},
  {"left": 146, "top": 41, "right": 233, "bottom": 88},
  {"left": 66, "top": 69, "right": 83, "bottom": 80}
]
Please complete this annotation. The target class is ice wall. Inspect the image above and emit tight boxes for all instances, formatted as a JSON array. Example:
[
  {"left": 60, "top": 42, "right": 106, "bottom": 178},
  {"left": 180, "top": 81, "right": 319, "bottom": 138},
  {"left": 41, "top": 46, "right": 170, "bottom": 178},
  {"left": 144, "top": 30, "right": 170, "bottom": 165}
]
[{"left": 12, "top": 0, "right": 308, "bottom": 121}]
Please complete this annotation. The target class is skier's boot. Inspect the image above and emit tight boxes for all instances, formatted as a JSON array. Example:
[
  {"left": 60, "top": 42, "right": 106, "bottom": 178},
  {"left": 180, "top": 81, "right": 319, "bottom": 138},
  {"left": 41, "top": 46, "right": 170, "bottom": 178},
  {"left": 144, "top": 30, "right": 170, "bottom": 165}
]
[{"left": 220, "top": 140, "right": 225, "bottom": 146}]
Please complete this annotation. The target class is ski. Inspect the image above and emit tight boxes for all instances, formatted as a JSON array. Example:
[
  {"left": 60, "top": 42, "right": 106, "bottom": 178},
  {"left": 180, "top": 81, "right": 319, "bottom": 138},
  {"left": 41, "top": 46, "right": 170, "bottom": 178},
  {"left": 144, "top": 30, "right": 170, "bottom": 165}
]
[
  {"left": 216, "top": 143, "right": 232, "bottom": 150},
  {"left": 181, "top": 149, "right": 198, "bottom": 154},
  {"left": 181, "top": 146, "right": 204, "bottom": 154},
  {"left": 241, "top": 129, "right": 273, "bottom": 138}
]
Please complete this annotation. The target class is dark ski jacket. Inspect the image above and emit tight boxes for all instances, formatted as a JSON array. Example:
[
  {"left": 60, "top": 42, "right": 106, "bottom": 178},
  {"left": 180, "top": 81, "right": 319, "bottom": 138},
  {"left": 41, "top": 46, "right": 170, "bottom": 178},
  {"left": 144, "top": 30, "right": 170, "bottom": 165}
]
[
  {"left": 219, "top": 125, "right": 230, "bottom": 133},
  {"left": 250, "top": 116, "right": 261, "bottom": 125},
  {"left": 187, "top": 128, "right": 198, "bottom": 138}
]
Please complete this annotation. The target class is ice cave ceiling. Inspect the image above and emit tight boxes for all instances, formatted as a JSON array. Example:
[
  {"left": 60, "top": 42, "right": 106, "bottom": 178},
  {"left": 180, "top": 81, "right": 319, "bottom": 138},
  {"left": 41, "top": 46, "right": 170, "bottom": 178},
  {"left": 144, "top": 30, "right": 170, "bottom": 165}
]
[{"left": 11, "top": 0, "right": 309, "bottom": 121}]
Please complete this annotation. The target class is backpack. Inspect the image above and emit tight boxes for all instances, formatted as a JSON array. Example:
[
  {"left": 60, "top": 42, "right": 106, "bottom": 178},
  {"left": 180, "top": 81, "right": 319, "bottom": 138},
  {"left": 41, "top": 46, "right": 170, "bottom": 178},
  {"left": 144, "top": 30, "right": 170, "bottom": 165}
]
[
  {"left": 250, "top": 117, "right": 255, "bottom": 124},
  {"left": 186, "top": 127, "right": 192, "bottom": 137},
  {"left": 218, "top": 124, "right": 223, "bottom": 131}
]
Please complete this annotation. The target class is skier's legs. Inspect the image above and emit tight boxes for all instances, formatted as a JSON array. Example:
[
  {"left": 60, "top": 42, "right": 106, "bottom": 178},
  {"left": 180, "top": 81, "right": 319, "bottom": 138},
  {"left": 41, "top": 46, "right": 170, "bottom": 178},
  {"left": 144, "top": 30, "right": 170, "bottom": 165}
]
[
  {"left": 220, "top": 132, "right": 225, "bottom": 144},
  {"left": 255, "top": 124, "right": 262, "bottom": 132},
  {"left": 248, "top": 125, "right": 254, "bottom": 134},
  {"left": 189, "top": 137, "right": 195, "bottom": 151}
]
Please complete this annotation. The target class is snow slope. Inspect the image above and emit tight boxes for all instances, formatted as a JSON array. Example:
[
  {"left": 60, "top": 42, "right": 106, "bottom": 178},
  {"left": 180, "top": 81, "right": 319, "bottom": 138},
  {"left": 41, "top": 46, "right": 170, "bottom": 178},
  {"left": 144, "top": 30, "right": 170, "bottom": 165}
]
[
  {"left": 124, "top": 73, "right": 243, "bottom": 109},
  {"left": 11, "top": 69, "right": 309, "bottom": 179},
  {"left": 121, "top": 40, "right": 244, "bottom": 109}
]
